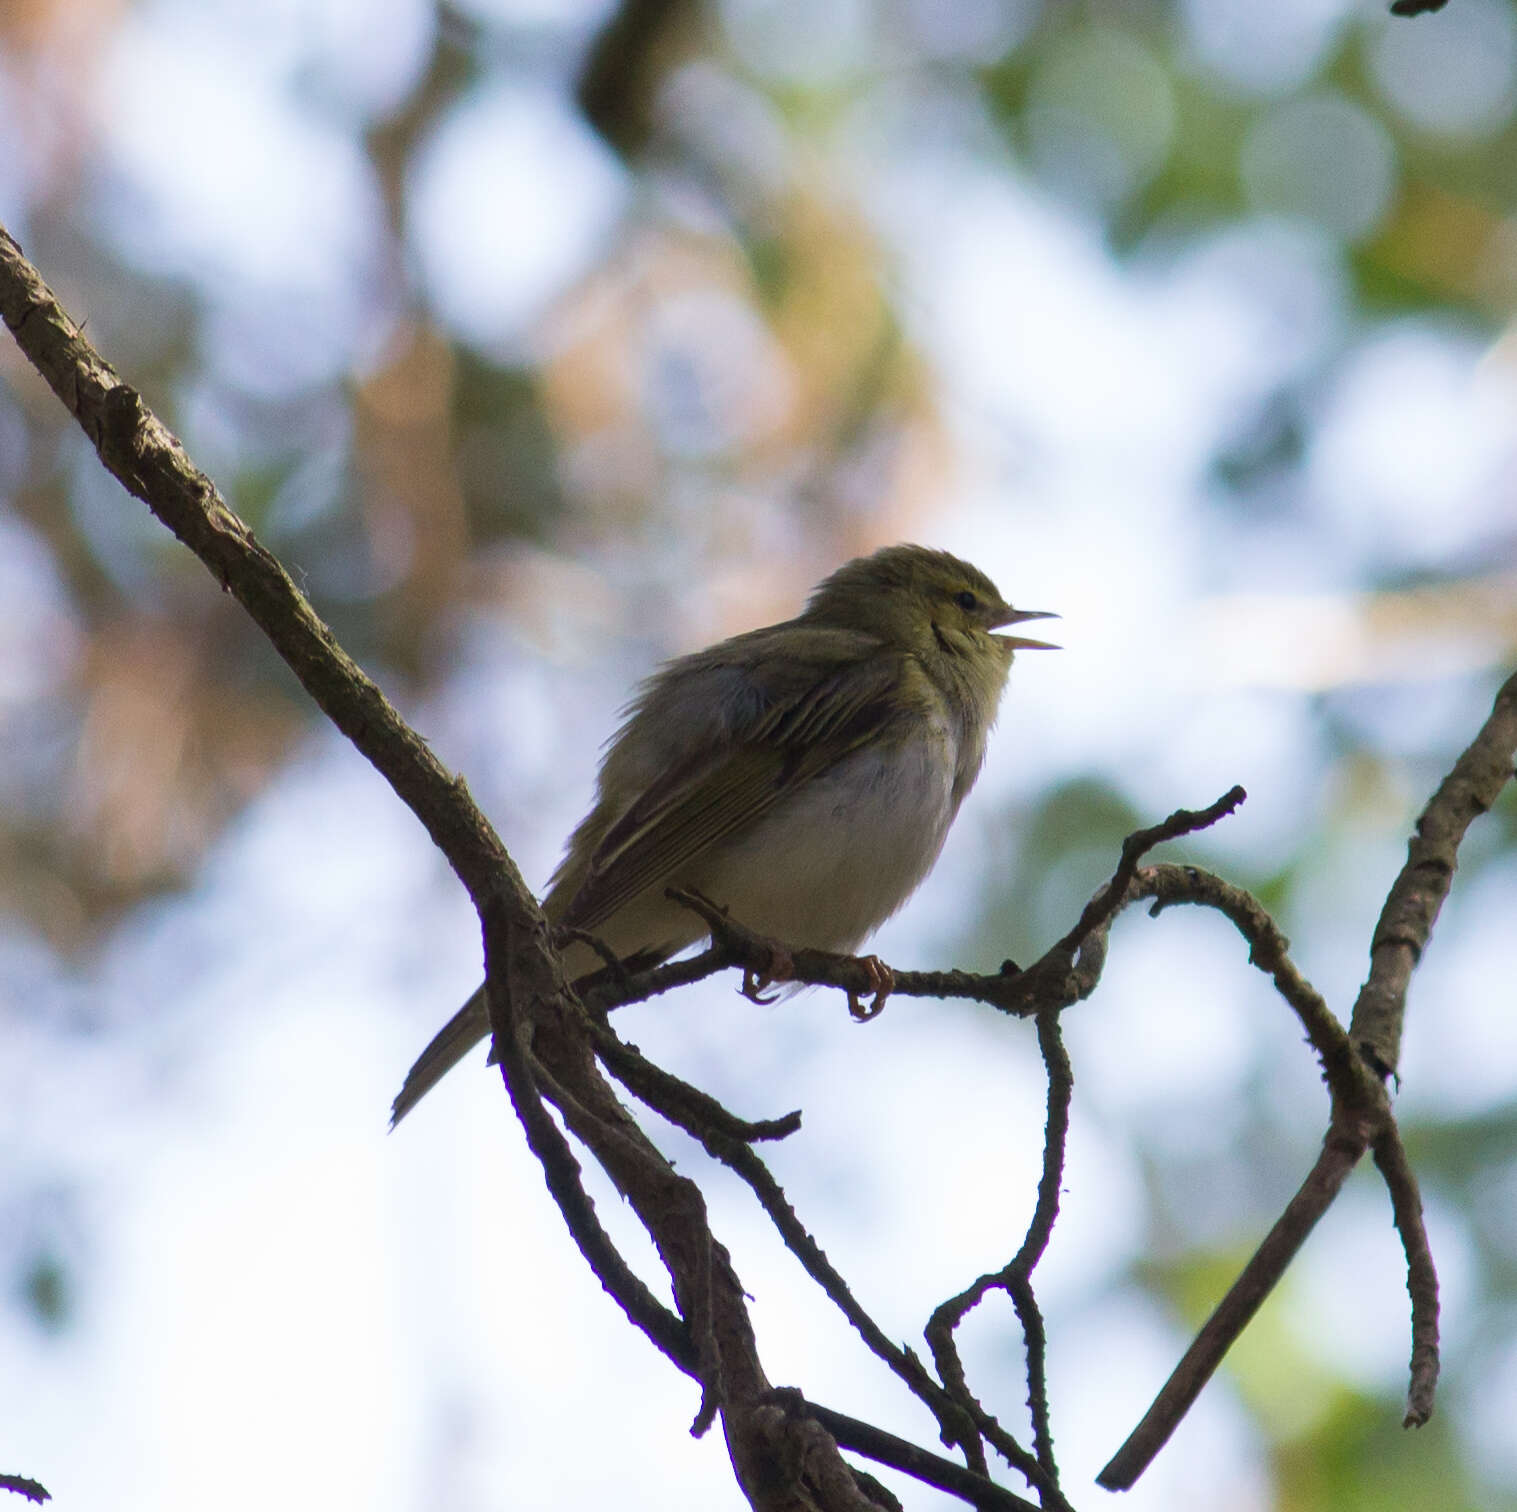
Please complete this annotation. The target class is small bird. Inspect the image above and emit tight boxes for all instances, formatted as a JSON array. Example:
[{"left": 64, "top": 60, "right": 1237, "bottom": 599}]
[{"left": 390, "top": 544, "right": 1056, "bottom": 1125}]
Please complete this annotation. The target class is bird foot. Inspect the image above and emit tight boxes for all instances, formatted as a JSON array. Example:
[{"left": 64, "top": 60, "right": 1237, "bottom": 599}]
[
  {"left": 847, "top": 955, "right": 893, "bottom": 1021},
  {"left": 742, "top": 942, "right": 795, "bottom": 1005}
]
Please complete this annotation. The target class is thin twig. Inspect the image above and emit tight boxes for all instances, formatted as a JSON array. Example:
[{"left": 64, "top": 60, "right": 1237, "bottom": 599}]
[
  {"left": 1012, "top": 1011, "right": 1073, "bottom": 1484},
  {"left": 1372, "top": 1123, "right": 1441, "bottom": 1426},
  {"left": 801, "top": 1398, "right": 1044, "bottom": 1512},
  {"left": 590, "top": 1021, "right": 802, "bottom": 1143},
  {"left": 1131, "top": 864, "right": 1359, "bottom": 1092},
  {"left": 1054, "top": 786, "right": 1247, "bottom": 960},
  {"left": 593, "top": 1020, "right": 976, "bottom": 1454},
  {"left": 924, "top": 1011, "right": 1076, "bottom": 1507},
  {"left": 0, "top": 1475, "right": 49, "bottom": 1505}
]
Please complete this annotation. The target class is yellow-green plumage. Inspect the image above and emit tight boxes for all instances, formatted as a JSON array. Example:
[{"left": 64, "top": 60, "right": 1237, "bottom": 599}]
[{"left": 390, "top": 544, "right": 1055, "bottom": 1125}]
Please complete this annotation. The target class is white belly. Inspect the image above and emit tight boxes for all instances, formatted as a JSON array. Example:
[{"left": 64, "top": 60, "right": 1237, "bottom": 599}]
[{"left": 687, "top": 732, "right": 959, "bottom": 954}]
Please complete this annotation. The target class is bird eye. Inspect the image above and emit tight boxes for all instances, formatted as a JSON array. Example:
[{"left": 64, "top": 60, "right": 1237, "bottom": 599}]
[{"left": 954, "top": 590, "right": 979, "bottom": 612}]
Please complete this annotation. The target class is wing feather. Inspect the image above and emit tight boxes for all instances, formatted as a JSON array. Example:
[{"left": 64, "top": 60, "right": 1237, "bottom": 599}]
[{"left": 556, "top": 635, "right": 922, "bottom": 933}]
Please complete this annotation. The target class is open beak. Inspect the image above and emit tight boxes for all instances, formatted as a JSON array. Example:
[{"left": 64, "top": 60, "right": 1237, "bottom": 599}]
[{"left": 991, "top": 606, "right": 1060, "bottom": 651}]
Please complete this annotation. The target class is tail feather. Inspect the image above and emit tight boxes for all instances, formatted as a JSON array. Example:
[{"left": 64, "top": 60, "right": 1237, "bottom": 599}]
[
  {"left": 389, "top": 942, "right": 675, "bottom": 1128},
  {"left": 389, "top": 986, "right": 491, "bottom": 1128}
]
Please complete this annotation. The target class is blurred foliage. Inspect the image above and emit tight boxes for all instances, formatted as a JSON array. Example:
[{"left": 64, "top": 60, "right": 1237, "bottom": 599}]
[
  {"left": 4, "top": 0, "right": 1517, "bottom": 1505},
  {"left": 968, "top": 776, "right": 1145, "bottom": 968},
  {"left": 19, "top": 1253, "right": 70, "bottom": 1334}
]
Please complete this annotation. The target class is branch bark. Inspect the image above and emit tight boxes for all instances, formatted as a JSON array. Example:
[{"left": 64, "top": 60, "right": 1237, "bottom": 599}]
[
  {"left": 0, "top": 223, "right": 886, "bottom": 1512},
  {"left": 1349, "top": 668, "right": 1517, "bottom": 1078}
]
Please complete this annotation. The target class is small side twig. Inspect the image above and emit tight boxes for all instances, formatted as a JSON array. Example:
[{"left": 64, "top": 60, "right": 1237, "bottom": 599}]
[
  {"left": 800, "top": 1398, "right": 1044, "bottom": 1512},
  {"left": 999, "top": 786, "right": 1248, "bottom": 1013},
  {"left": 1131, "top": 864, "right": 1358, "bottom": 1090},
  {"left": 580, "top": 943, "right": 733, "bottom": 1013},
  {"left": 590, "top": 1020, "right": 802, "bottom": 1143},
  {"left": 475, "top": 912, "right": 698, "bottom": 1377},
  {"left": 591, "top": 1017, "right": 976, "bottom": 1456},
  {"left": 924, "top": 1011, "right": 1075, "bottom": 1507},
  {"left": 1372, "top": 1122, "right": 1441, "bottom": 1426},
  {"left": 1056, "top": 786, "right": 1248, "bottom": 959},
  {"left": 0, "top": 1475, "right": 49, "bottom": 1505}
]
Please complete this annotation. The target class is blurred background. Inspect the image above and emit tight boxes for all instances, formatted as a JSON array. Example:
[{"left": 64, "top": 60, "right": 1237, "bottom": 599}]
[{"left": 3, "top": 0, "right": 1517, "bottom": 1507}]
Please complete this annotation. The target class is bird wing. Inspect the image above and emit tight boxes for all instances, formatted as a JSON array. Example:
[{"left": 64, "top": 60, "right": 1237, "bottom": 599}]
[{"left": 557, "top": 634, "right": 924, "bottom": 934}]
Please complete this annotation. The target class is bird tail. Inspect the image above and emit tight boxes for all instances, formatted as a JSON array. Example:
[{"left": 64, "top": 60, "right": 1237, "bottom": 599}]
[
  {"left": 389, "top": 986, "right": 491, "bottom": 1128},
  {"left": 389, "top": 942, "right": 673, "bottom": 1127}
]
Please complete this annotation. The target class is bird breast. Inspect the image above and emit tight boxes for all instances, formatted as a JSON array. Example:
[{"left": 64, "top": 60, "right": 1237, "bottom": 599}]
[{"left": 687, "top": 723, "right": 961, "bottom": 955}]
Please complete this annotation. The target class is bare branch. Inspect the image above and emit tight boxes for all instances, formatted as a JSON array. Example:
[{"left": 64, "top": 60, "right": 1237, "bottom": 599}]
[
  {"left": 0, "top": 1475, "right": 49, "bottom": 1505},
  {"left": 1098, "top": 1106, "right": 1379, "bottom": 1490},
  {"left": 1092, "top": 665, "right": 1517, "bottom": 1490},
  {"left": 1131, "top": 865, "right": 1357, "bottom": 1091},
  {"left": 1372, "top": 1123, "right": 1441, "bottom": 1426},
  {"left": 592, "top": 1019, "right": 975, "bottom": 1453},
  {"left": 801, "top": 1399, "right": 1044, "bottom": 1512},
  {"left": 1055, "top": 786, "right": 1248, "bottom": 960},
  {"left": 924, "top": 1011, "right": 1075, "bottom": 1508},
  {"left": 0, "top": 222, "right": 877, "bottom": 1512},
  {"left": 1350, "top": 668, "right": 1517, "bottom": 1078}
]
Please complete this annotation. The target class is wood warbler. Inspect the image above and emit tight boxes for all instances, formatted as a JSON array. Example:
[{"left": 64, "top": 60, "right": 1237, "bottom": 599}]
[{"left": 391, "top": 544, "right": 1055, "bottom": 1124}]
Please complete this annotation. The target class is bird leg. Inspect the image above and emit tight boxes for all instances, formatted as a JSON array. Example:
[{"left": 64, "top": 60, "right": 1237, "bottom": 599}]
[
  {"left": 740, "top": 945, "right": 894, "bottom": 1019},
  {"left": 742, "top": 942, "right": 795, "bottom": 1005},
  {"left": 846, "top": 955, "right": 893, "bottom": 1022}
]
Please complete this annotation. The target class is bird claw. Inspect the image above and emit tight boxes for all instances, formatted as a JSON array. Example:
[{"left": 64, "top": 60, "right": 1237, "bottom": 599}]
[
  {"left": 742, "top": 943, "right": 795, "bottom": 1005},
  {"left": 847, "top": 955, "right": 893, "bottom": 1021}
]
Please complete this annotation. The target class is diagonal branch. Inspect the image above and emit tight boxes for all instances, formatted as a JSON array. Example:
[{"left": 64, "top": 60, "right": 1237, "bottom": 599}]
[
  {"left": 1097, "top": 1105, "right": 1378, "bottom": 1490},
  {"left": 1350, "top": 668, "right": 1517, "bottom": 1078},
  {"left": 591, "top": 1021, "right": 980, "bottom": 1455},
  {"left": 0, "top": 222, "right": 887, "bottom": 1512},
  {"left": 1099, "top": 666, "right": 1517, "bottom": 1488},
  {"left": 0, "top": 218, "right": 696, "bottom": 1381}
]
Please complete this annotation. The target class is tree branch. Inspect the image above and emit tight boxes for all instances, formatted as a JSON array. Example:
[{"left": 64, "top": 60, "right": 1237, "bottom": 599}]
[
  {"left": 1098, "top": 668, "right": 1517, "bottom": 1487},
  {"left": 1349, "top": 668, "right": 1517, "bottom": 1078},
  {"left": 1371, "top": 1122, "right": 1441, "bottom": 1427},
  {"left": 0, "top": 222, "right": 886, "bottom": 1512},
  {"left": 1097, "top": 1106, "right": 1377, "bottom": 1490},
  {"left": 0, "top": 1475, "right": 49, "bottom": 1506}
]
